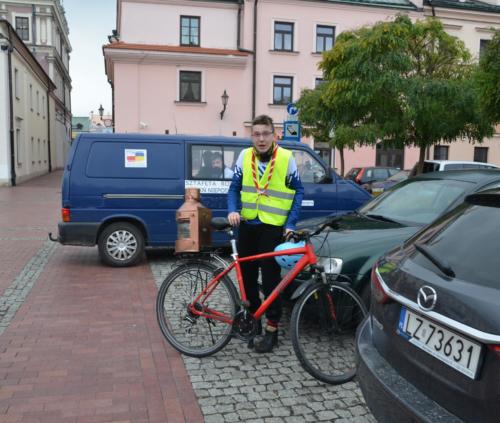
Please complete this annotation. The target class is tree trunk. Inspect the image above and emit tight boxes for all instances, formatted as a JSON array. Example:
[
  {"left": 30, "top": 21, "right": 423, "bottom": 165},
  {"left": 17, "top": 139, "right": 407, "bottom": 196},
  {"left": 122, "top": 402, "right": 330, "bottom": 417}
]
[
  {"left": 339, "top": 147, "right": 345, "bottom": 177},
  {"left": 417, "top": 146, "right": 426, "bottom": 175}
]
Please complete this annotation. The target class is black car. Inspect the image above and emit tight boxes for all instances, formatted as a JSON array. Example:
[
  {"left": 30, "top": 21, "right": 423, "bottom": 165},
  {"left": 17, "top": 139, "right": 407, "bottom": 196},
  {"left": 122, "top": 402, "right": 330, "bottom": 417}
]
[
  {"left": 295, "top": 170, "right": 500, "bottom": 306},
  {"left": 357, "top": 188, "right": 500, "bottom": 422}
]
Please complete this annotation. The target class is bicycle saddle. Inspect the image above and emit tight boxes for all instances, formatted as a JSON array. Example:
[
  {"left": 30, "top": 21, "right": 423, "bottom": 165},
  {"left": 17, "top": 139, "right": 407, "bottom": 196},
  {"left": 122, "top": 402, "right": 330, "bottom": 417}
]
[{"left": 211, "top": 217, "right": 232, "bottom": 231}]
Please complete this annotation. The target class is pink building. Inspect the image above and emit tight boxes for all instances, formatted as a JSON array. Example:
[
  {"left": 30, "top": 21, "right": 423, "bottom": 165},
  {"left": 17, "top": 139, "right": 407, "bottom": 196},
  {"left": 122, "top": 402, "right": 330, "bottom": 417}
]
[{"left": 104, "top": 0, "right": 500, "bottom": 174}]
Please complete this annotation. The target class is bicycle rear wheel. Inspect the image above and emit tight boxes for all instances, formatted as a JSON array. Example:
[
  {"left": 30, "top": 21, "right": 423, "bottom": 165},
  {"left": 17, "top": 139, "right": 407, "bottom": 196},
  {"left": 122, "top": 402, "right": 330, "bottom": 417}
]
[
  {"left": 290, "top": 281, "right": 367, "bottom": 384},
  {"left": 156, "top": 261, "right": 238, "bottom": 357}
]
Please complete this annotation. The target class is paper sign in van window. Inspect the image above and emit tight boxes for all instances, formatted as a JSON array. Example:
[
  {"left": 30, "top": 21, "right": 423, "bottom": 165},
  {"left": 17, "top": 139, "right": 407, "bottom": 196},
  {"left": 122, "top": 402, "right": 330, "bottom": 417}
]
[{"left": 125, "top": 149, "right": 147, "bottom": 168}]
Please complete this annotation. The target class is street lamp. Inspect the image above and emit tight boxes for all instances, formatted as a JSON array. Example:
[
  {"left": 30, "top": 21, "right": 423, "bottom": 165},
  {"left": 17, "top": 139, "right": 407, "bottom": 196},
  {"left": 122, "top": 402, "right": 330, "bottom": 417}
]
[
  {"left": 220, "top": 90, "right": 229, "bottom": 120},
  {"left": 98, "top": 104, "right": 104, "bottom": 121}
]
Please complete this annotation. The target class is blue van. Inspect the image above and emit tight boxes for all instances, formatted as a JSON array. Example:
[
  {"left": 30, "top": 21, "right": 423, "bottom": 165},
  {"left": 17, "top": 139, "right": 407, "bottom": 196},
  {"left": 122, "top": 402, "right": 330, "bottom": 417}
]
[{"left": 54, "top": 133, "right": 370, "bottom": 266}]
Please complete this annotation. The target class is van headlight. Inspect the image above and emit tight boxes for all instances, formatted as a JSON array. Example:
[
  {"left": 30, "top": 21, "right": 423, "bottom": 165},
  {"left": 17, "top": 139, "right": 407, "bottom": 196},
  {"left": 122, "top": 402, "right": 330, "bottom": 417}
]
[{"left": 318, "top": 257, "right": 343, "bottom": 276}]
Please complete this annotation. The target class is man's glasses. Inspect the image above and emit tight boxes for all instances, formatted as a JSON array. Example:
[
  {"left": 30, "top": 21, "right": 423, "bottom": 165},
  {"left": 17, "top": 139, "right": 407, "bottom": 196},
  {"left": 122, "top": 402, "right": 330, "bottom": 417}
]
[{"left": 252, "top": 131, "right": 274, "bottom": 138}]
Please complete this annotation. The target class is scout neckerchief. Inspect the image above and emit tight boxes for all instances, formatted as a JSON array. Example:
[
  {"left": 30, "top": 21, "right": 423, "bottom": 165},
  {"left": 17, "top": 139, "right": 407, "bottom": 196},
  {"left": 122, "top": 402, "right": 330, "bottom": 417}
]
[{"left": 251, "top": 145, "right": 278, "bottom": 197}]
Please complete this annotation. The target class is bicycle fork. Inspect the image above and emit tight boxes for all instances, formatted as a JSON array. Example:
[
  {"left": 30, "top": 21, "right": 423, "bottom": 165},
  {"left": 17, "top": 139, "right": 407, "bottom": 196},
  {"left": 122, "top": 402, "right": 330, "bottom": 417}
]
[{"left": 316, "top": 272, "right": 339, "bottom": 331}]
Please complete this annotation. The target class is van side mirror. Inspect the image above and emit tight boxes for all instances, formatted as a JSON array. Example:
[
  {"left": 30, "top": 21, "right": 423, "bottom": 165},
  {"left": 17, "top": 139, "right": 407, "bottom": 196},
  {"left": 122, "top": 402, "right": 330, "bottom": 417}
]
[{"left": 318, "top": 168, "right": 333, "bottom": 184}]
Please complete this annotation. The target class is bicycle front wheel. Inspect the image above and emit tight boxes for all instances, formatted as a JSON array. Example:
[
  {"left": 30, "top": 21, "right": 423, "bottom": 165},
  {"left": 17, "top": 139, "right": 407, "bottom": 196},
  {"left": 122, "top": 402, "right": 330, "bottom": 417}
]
[
  {"left": 156, "top": 261, "right": 238, "bottom": 357},
  {"left": 290, "top": 281, "right": 367, "bottom": 384}
]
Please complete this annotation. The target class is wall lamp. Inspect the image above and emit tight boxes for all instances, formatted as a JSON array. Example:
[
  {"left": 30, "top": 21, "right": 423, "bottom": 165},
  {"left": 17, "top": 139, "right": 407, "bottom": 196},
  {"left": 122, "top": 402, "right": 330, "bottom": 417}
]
[
  {"left": 220, "top": 89, "right": 229, "bottom": 120},
  {"left": 107, "top": 29, "right": 120, "bottom": 43}
]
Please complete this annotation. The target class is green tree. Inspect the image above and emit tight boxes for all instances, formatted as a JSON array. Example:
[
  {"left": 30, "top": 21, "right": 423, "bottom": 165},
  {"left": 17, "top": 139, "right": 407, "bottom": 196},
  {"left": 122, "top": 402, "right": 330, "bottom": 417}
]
[
  {"left": 476, "top": 30, "right": 500, "bottom": 124},
  {"left": 320, "top": 15, "right": 493, "bottom": 173},
  {"left": 297, "top": 83, "right": 351, "bottom": 176}
]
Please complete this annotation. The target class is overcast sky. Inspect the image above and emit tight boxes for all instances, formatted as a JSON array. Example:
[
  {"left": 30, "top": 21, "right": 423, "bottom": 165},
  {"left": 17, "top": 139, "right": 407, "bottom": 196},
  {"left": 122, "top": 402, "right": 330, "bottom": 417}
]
[{"left": 64, "top": 0, "right": 116, "bottom": 117}]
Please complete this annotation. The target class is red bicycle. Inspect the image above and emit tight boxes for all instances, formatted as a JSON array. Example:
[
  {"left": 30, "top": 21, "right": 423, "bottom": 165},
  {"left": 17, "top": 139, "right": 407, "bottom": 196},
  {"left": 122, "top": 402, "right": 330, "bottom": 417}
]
[{"left": 156, "top": 217, "right": 367, "bottom": 384}]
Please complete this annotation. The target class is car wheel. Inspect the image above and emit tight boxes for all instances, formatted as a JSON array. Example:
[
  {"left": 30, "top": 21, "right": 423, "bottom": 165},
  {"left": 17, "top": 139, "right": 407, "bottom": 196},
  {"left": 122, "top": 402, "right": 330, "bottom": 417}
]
[{"left": 98, "top": 222, "right": 145, "bottom": 267}]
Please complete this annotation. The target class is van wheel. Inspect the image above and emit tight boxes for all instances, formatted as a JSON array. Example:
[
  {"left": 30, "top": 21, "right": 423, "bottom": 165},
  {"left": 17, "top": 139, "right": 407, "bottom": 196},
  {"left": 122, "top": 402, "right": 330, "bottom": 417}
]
[{"left": 98, "top": 222, "right": 144, "bottom": 267}]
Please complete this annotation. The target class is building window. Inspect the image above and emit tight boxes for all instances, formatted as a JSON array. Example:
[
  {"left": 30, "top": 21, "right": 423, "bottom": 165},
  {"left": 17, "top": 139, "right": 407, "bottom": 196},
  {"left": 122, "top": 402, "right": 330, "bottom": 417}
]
[
  {"left": 474, "top": 147, "right": 488, "bottom": 163},
  {"left": 479, "top": 39, "right": 490, "bottom": 59},
  {"left": 315, "top": 78, "right": 324, "bottom": 88},
  {"left": 376, "top": 143, "right": 405, "bottom": 169},
  {"left": 179, "top": 71, "right": 202, "bottom": 102},
  {"left": 316, "top": 25, "right": 335, "bottom": 53},
  {"left": 180, "top": 16, "right": 200, "bottom": 46},
  {"left": 29, "top": 84, "right": 33, "bottom": 111},
  {"left": 14, "top": 68, "right": 20, "bottom": 99},
  {"left": 42, "top": 96, "right": 45, "bottom": 118},
  {"left": 56, "top": 29, "right": 61, "bottom": 54},
  {"left": 273, "top": 76, "right": 293, "bottom": 105},
  {"left": 36, "top": 91, "right": 40, "bottom": 115},
  {"left": 15, "top": 16, "right": 30, "bottom": 41},
  {"left": 16, "top": 129, "right": 22, "bottom": 166},
  {"left": 433, "top": 145, "right": 449, "bottom": 160},
  {"left": 274, "top": 22, "right": 294, "bottom": 51}
]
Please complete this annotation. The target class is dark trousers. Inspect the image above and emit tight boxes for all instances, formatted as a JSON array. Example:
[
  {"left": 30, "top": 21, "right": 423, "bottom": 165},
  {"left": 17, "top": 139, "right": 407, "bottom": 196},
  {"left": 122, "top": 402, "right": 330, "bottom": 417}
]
[{"left": 238, "top": 222, "right": 284, "bottom": 324}]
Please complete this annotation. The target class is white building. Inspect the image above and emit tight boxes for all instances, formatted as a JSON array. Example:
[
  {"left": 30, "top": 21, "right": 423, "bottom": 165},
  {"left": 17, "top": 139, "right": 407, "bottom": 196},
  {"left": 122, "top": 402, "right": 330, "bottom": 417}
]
[
  {"left": 0, "top": 18, "right": 55, "bottom": 185},
  {"left": 0, "top": 0, "right": 72, "bottom": 174}
]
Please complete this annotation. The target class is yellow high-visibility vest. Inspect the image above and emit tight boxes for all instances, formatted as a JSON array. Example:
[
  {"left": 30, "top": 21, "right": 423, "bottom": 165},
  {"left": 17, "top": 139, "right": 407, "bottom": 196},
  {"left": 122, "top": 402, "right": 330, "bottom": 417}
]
[{"left": 240, "top": 147, "right": 295, "bottom": 226}]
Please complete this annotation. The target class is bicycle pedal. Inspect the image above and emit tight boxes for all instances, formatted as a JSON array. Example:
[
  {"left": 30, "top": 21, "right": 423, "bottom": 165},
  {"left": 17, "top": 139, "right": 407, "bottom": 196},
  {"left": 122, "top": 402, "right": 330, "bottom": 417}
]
[{"left": 183, "top": 315, "right": 196, "bottom": 324}]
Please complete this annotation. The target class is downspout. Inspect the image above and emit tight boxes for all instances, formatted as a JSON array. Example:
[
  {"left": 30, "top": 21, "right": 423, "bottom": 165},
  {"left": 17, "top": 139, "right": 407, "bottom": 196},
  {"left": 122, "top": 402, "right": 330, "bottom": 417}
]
[
  {"left": 251, "top": 0, "right": 258, "bottom": 119},
  {"left": 32, "top": 4, "right": 36, "bottom": 46},
  {"left": 6, "top": 26, "right": 16, "bottom": 186},
  {"left": 237, "top": 0, "right": 242, "bottom": 48},
  {"left": 236, "top": 0, "right": 256, "bottom": 120},
  {"left": 111, "top": 80, "right": 115, "bottom": 133},
  {"left": 47, "top": 91, "right": 51, "bottom": 171}
]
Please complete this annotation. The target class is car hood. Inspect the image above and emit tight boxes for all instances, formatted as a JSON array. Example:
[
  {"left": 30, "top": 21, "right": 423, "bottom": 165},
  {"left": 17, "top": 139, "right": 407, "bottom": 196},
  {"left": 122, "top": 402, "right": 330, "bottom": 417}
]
[{"left": 309, "top": 214, "right": 420, "bottom": 275}]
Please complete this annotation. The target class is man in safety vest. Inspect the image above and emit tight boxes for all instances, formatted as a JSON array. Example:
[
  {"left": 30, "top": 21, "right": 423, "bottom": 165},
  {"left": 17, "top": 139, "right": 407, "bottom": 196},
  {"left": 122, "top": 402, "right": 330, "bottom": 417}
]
[{"left": 228, "top": 114, "right": 304, "bottom": 353}]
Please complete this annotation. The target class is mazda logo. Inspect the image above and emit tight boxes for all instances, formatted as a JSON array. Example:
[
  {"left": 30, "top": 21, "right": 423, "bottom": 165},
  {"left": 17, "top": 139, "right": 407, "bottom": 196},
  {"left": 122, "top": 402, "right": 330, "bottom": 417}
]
[{"left": 417, "top": 286, "right": 437, "bottom": 311}]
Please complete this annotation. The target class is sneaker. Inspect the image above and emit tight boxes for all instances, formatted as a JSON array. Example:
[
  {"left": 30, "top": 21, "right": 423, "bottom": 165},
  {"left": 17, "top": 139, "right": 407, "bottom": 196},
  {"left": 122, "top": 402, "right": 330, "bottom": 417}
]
[
  {"left": 254, "top": 329, "right": 278, "bottom": 353},
  {"left": 247, "top": 320, "right": 262, "bottom": 349}
]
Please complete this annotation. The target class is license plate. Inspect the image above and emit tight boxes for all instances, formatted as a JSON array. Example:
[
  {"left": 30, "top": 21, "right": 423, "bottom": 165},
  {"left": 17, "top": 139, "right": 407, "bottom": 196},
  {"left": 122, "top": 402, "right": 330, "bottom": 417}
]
[
  {"left": 398, "top": 308, "right": 482, "bottom": 379},
  {"left": 371, "top": 188, "right": 383, "bottom": 196}
]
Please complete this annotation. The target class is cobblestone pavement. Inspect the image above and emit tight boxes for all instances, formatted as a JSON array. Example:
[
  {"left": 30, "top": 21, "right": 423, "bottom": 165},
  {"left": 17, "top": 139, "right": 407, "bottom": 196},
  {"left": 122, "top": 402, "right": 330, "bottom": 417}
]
[
  {"left": 149, "top": 251, "right": 376, "bottom": 423},
  {"left": 0, "top": 240, "right": 57, "bottom": 336},
  {"left": 0, "top": 173, "right": 203, "bottom": 423}
]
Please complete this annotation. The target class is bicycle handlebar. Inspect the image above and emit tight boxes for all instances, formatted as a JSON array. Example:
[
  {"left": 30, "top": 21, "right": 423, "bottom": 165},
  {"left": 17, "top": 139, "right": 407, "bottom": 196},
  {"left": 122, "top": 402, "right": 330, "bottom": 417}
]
[
  {"left": 287, "top": 217, "right": 341, "bottom": 242},
  {"left": 211, "top": 215, "right": 340, "bottom": 241}
]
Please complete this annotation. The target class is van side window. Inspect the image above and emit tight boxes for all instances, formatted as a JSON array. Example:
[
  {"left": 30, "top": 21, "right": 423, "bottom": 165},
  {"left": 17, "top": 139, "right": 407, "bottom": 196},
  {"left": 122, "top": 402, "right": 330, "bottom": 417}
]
[
  {"left": 291, "top": 149, "right": 325, "bottom": 183},
  {"left": 223, "top": 146, "right": 244, "bottom": 177},
  {"left": 190, "top": 145, "right": 242, "bottom": 180}
]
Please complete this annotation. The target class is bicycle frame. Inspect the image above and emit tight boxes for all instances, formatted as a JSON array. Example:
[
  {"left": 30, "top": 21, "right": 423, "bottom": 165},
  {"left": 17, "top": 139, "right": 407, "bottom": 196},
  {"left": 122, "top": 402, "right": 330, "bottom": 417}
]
[{"left": 188, "top": 242, "right": 318, "bottom": 324}]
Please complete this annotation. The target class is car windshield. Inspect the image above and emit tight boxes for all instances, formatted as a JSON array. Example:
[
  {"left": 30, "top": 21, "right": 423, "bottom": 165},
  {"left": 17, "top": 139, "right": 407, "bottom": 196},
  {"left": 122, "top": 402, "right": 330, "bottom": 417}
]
[
  {"left": 422, "top": 162, "right": 440, "bottom": 173},
  {"left": 358, "top": 179, "right": 470, "bottom": 225},
  {"left": 388, "top": 170, "right": 409, "bottom": 182}
]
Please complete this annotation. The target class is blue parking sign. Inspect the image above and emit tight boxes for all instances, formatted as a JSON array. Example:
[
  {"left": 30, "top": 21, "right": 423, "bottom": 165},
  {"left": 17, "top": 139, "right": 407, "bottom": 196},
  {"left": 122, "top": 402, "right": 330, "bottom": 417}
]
[{"left": 283, "top": 121, "right": 301, "bottom": 141}]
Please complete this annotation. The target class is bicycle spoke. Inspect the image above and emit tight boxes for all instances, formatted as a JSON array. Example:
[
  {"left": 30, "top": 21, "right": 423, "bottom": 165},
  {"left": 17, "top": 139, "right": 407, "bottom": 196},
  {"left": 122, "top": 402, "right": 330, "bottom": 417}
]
[
  {"left": 156, "top": 262, "right": 236, "bottom": 357},
  {"left": 291, "top": 283, "right": 367, "bottom": 384}
]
